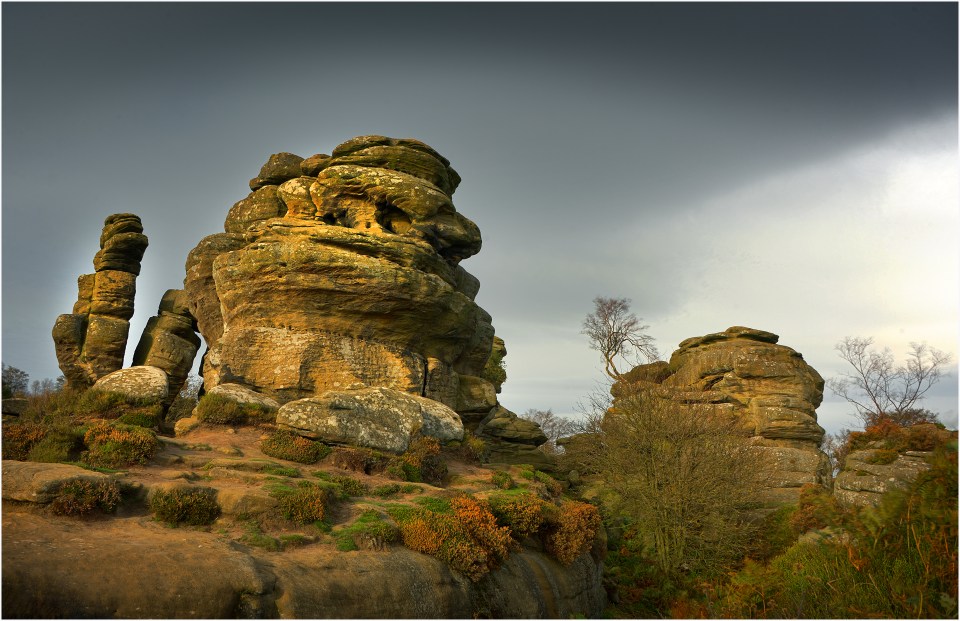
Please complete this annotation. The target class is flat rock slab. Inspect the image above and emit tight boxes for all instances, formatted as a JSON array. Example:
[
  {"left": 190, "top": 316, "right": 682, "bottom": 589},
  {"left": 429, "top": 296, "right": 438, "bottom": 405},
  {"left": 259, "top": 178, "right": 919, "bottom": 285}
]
[
  {"left": 2, "top": 460, "right": 112, "bottom": 503},
  {"left": 277, "top": 387, "right": 464, "bottom": 453}
]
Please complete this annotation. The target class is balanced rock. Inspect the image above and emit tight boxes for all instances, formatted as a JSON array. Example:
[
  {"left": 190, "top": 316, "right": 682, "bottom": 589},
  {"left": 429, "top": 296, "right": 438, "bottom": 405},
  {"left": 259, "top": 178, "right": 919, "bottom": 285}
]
[
  {"left": 132, "top": 289, "right": 201, "bottom": 407},
  {"left": 615, "top": 326, "right": 831, "bottom": 503},
  {"left": 53, "top": 214, "right": 148, "bottom": 389},
  {"left": 92, "top": 365, "right": 169, "bottom": 403},
  {"left": 276, "top": 387, "right": 464, "bottom": 453},
  {"left": 184, "top": 136, "right": 494, "bottom": 410}
]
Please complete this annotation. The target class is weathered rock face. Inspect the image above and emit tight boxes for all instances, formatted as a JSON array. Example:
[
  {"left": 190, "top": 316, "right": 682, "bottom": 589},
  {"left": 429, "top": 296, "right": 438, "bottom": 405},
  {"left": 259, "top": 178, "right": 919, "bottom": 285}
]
[
  {"left": 184, "top": 136, "right": 494, "bottom": 409},
  {"left": 131, "top": 289, "right": 201, "bottom": 406},
  {"left": 276, "top": 387, "right": 464, "bottom": 453},
  {"left": 52, "top": 214, "right": 148, "bottom": 389},
  {"left": 834, "top": 423, "right": 956, "bottom": 507},
  {"left": 616, "top": 326, "right": 831, "bottom": 503}
]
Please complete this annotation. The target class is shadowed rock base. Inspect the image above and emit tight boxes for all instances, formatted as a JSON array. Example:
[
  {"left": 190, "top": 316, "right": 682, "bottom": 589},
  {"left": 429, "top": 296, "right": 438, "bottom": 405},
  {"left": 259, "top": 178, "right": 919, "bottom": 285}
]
[{"left": 2, "top": 508, "right": 605, "bottom": 619}]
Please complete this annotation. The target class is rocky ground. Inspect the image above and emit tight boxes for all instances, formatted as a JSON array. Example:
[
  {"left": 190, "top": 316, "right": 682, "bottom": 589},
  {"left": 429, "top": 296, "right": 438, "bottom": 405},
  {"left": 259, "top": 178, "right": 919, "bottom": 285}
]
[{"left": 2, "top": 420, "right": 606, "bottom": 619}]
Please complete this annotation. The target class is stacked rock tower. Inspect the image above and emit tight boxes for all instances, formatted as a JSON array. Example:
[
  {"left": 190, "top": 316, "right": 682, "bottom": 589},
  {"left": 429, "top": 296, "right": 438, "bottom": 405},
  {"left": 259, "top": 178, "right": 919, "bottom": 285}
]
[{"left": 52, "top": 214, "right": 148, "bottom": 389}]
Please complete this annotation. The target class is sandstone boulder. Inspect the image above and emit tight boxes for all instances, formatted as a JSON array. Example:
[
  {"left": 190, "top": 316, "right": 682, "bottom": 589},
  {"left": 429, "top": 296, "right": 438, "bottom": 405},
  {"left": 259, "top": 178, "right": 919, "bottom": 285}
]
[
  {"left": 277, "top": 387, "right": 464, "bottom": 453},
  {"left": 477, "top": 406, "right": 549, "bottom": 446},
  {"left": 2, "top": 461, "right": 113, "bottom": 503},
  {"left": 249, "top": 152, "right": 304, "bottom": 190},
  {"left": 615, "top": 326, "right": 830, "bottom": 503},
  {"left": 184, "top": 137, "right": 494, "bottom": 407},
  {"left": 92, "top": 365, "right": 169, "bottom": 403},
  {"left": 834, "top": 450, "right": 932, "bottom": 507},
  {"left": 206, "top": 383, "right": 280, "bottom": 411},
  {"left": 53, "top": 214, "right": 147, "bottom": 389}
]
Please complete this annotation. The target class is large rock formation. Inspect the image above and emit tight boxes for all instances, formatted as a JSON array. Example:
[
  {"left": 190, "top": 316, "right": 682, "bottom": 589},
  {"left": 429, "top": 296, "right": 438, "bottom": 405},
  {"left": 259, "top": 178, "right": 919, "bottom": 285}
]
[
  {"left": 184, "top": 136, "right": 493, "bottom": 409},
  {"left": 615, "top": 326, "right": 831, "bottom": 503},
  {"left": 52, "top": 214, "right": 148, "bottom": 389}
]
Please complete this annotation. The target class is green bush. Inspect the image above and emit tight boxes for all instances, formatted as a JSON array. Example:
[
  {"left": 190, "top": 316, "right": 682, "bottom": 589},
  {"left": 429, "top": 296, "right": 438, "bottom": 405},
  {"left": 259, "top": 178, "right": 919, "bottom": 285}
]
[
  {"left": 271, "top": 482, "right": 330, "bottom": 525},
  {"left": 489, "top": 492, "right": 545, "bottom": 537},
  {"left": 50, "top": 478, "right": 122, "bottom": 516},
  {"left": 116, "top": 411, "right": 159, "bottom": 428},
  {"left": 387, "top": 437, "right": 447, "bottom": 485},
  {"left": 490, "top": 470, "right": 514, "bottom": 490},
  {"left": 27, "top": 424, "right": 85, "bottom": 463},
  {"left": 335, "top": 510, "right": 400, "bottom": 551},
  {"left": 194, "top": 393, "right": 269, "bottom": 425},
  {"left": 388, "top": 495, "right": 513, "bottom": 581},
  {"left": 83, "top": 421, "right": 160, "bottom": 467},
  {"left": 150, "top": 487, "right": 221, "bottom": 526},
  {"left": 73, "top": 390, "right": 163, "bottom": 423},
  {"left": 331, "top": 475, "right": 369, "bottom": 497},
  {"left": 2, "top": 421, "right": 51, "bottom": 460},
  {"left": 260, "top": 430, "right": 330, "bottom": 464}
]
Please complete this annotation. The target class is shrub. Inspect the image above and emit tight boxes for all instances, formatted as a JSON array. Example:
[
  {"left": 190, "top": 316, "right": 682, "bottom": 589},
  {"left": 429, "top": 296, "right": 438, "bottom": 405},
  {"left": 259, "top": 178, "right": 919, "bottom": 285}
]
[
  {"left": 331, "top": 475, "right": 368, "bottom": 497},
  {"left": 387, "top": 495, "right": 513, "bottom": 581},
  {"left": 150, "top": 487, "right": 221, "bottom": 526},
  {"left": 865, "top": 448, "right": 899, "bottom": 465},
  {"left": 116, "top": 411, "right": 159, "bottom": 428},
  {"left": 330, "top": 447, "right": 387, "bottom": 474},
  {"left": 481, "top": 347, "right": 507, "bottom": 393},
  {"left": 27, "top": 424, "right": 85, "bottom": 463},
  {"left": 83, "top": 421, "right": 160, "bottom": 467},
  {"left": 194, "top": 393, "right": 269, "bottom": 425},
  {"left": 260, "top": 430, "right": 330, "bottom": 464},
  {"left": 2, "top": 422, "right": 49, "bottom": 460},
  {"left": 50, "top": 478, "right": 122, "bottom": 516},
  {"left": 489, "top": 493, "right": 546, "bottom": 537},
  {"left": 371, "top": 483, "right": 403, "bottom": 497},
  {"left": 457, "top": 433, "right": 487, "bottom": 462},
  {"left": 73, "top": 390, "right": 163, "bottom": 423},
  {"left": 388, "top": 437, "right": 447, "bottom": 485},
  {"left": 335, "top": 510, "right": 400, "bottom": 551},
  {"left": 272, "top": 483, "right": 329, "bottom": 524},
  {"left": 544, "top": 501, "right": 602, "bottom": 565},
  {"left": 490, "top": 470, "right": 514, "bottom": 490}
]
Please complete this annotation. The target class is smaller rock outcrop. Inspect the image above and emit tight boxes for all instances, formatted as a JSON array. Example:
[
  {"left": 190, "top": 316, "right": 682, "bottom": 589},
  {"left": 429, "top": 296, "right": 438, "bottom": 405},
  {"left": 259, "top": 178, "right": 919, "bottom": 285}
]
[
  {"left": 277, "top": 387, "right": 464, "bottom": 453},
  {"left": 615, "top": 326, "right": 831, "bottom": 503},
  {"left": 52, "top": 214, "right": 148, "bottom": 389},
  {"left": 834, "top": 423, "right": 955, "bottom": 507}
]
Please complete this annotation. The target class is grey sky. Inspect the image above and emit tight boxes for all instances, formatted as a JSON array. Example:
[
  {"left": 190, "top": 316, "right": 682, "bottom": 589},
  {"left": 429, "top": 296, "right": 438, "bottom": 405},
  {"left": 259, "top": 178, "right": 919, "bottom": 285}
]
[{"left": 3, "top": 2, "right": 958, "bottom": 435}]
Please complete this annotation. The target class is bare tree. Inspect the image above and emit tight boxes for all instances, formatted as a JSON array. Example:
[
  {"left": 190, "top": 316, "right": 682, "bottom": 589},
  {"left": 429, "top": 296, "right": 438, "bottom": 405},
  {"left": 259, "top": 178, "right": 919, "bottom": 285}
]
[
  {"left": 520, "top": 408, "right": 586, "bottom": 454},
  {"left": 581, "top": 297, "right": 659, "bottom": 382},
  {"left": 2, "top": 364, "right": 29, "bottom": 398},
  {"left": 826, "top": 337, "right": 951, "bottom": 427}
]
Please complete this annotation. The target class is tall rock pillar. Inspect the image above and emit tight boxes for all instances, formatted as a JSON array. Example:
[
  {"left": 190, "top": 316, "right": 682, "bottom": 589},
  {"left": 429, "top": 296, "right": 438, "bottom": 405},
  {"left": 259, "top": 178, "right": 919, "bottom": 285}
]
[{"left": 52, "top": 214, "right": 148, "bottom": 389}]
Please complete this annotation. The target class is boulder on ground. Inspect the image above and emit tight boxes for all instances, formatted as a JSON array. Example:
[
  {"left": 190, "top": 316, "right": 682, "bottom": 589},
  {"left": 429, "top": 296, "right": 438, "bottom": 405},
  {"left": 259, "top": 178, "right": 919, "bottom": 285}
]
[
  {"left": 92, "top": 365, "right": 169, "bottom": 403},
  {"left": 2, "top": 461, "right": 112, "bottom": 504},
  {"left": 206, "top": 383, "right": 280, "bottom": 411},
  {"left": 277, "top": 387, "right": 464, "bottom": 453}
]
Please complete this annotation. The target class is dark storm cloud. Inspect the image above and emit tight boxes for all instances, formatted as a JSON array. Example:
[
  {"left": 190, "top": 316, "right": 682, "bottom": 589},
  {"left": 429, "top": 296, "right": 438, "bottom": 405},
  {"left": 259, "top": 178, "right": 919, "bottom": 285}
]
[{"left": 2, "top": 3, "right": 956, "bottom": 430}]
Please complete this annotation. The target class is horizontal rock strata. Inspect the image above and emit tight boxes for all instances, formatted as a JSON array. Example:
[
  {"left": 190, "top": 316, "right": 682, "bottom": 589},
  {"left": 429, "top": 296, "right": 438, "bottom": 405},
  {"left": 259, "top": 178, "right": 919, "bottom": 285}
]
[{"left": 615, "top": 326, "right": 831, "bottom": 503}]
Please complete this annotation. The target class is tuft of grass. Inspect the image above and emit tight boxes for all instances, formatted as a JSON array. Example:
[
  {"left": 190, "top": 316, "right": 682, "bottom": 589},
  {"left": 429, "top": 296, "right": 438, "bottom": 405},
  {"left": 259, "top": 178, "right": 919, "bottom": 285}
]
[
  {"left": 194, "top": 393, "right": 270, "bottom": 425},
  {"left": 150, "top": 487, "right": 221, "bottom": 526},
  {"left": 414, "top": 496, "right": 453, "bottom": 514},
  {"left": 83, "top": 421, "right": 160, "bottom": 467},
  {"left": 334, "top": 510, "right": 400, "bottom": 551},
  {"left": 386, "top": 437, "right": 447, "bottom": 484},
  {"left": 50, "top": 478, "right": 122, "bottom": 516},
  {"left": 371, "top": 483, "right": 403, "bottom": 497},
  {"left": 490, "top": 470, "right": 515, "bottom": 490},
  {"left": 261, "top": 430, "right": 330, "bottom": 464},
  {"left": 270, "top": 481, "right": 330, "bottom": 525}
]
